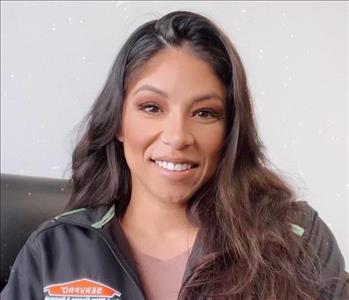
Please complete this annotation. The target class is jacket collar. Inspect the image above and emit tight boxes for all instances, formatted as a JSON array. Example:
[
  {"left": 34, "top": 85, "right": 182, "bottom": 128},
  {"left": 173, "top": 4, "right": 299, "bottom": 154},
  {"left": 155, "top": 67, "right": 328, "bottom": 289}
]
[
  {"left": 53, "top": 204, "right": 115, "bottom": 228},
  {"left": 54, "top": 204, "right": 305, "bottom": 236}
]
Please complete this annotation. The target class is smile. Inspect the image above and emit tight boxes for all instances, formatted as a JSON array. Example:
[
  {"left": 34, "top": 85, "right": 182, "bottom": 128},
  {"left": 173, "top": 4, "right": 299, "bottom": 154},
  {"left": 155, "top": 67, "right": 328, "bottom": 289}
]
[
  {"left": 150, "top": 159, "right": 199, "bottom": 174},
  {"left": 154, "top": 160, "right": 193, "bottom": 171}
]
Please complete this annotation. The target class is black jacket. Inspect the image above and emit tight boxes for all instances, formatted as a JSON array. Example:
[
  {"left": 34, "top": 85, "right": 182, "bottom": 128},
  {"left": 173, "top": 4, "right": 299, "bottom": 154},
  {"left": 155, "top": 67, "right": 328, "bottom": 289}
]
[{"left": 1, "top": 201, "right": 348, "bottom": 299}]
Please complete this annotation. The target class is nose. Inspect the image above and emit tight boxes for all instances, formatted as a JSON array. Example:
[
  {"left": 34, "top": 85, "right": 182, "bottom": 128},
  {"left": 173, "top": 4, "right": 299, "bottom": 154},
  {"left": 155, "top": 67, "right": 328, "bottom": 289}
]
[{"left": 160, "top": 114, "right": 194, "bottom": 149}]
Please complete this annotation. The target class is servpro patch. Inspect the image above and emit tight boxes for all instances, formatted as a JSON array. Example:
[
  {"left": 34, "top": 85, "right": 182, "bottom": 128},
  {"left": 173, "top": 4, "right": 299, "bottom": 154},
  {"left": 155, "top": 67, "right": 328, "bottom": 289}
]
[{"left": 43, "top": 278, "right": 122, "bottom": 300}]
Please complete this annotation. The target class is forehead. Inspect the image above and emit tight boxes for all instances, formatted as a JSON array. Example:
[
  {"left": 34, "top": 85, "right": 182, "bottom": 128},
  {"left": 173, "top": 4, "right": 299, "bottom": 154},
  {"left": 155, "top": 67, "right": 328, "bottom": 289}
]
[{"left": 125, "top": 47, "right": 226, "bottom": 100}]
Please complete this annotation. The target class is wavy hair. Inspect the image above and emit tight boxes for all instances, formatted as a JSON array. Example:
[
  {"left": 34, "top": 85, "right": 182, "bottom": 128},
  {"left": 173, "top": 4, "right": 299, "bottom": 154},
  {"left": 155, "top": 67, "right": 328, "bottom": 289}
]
[{"left": 64, "top": 10, "right": 325, "bottom": 299}]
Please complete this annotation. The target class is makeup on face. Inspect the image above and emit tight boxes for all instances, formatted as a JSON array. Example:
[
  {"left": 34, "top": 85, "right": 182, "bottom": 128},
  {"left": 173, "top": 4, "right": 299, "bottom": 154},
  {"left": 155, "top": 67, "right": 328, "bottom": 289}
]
[{"left": 119, "top": 47, "right": 226, "bottom": 204}]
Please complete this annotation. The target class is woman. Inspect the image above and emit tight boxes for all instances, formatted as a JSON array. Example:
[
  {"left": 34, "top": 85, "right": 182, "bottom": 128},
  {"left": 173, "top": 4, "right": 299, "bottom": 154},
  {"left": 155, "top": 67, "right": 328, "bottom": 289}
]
[{"left": 1, "top": 10, "right": 348, "bottom": 300}]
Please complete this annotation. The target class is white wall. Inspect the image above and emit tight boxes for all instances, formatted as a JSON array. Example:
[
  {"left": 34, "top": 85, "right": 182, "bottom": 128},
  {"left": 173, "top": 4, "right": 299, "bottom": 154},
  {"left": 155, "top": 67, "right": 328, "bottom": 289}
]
[{"left": 1, "top": 1, "right": 348, "bottom": 269}]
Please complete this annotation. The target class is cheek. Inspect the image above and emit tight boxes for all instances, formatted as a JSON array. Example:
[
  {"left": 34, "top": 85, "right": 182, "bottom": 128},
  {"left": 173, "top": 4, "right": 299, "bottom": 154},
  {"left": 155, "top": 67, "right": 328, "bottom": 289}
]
[
  {"left": 122, "top": 114, "right": 157, "bottom": 159},
  {"left": 195, "top": 124, "right": 225, "bottom": 159}
]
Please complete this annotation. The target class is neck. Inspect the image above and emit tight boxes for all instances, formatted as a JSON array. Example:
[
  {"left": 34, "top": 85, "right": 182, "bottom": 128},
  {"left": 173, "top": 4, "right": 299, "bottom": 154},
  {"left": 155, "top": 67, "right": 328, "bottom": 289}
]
[
  {"left": 120, "top": 192, "right": 196, "bottom": 237},
  {"left": 118, "top": 190, "right": 200, "bottom": 259}
]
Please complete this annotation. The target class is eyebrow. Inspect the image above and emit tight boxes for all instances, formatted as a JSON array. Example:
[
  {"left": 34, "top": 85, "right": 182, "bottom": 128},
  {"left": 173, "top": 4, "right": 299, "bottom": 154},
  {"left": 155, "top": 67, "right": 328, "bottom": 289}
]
[{"left": 132, "top": 84, "right": 224, "bottom": 104}]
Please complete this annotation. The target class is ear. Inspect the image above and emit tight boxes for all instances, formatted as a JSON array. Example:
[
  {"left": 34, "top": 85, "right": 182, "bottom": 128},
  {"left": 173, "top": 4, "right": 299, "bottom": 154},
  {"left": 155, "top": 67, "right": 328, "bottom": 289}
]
[{"left": 116, "top": 128, "right": 123, "bottom": 142}]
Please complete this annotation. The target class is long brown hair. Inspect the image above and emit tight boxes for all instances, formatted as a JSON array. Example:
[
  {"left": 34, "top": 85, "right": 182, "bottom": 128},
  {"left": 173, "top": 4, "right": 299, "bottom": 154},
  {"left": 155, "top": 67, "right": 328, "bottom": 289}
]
[{"left": 65, "top": 10, "right": 325, "bottom": 299}]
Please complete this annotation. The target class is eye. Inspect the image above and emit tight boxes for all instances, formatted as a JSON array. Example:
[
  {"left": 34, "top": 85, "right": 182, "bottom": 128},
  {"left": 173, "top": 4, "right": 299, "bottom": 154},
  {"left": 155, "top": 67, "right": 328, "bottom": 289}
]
[
  {"left": 194, "top": 109, "right": 219, "bottom": 119},
  {"left": 138, "top": 103, "right": 162, "bottom": 114}
]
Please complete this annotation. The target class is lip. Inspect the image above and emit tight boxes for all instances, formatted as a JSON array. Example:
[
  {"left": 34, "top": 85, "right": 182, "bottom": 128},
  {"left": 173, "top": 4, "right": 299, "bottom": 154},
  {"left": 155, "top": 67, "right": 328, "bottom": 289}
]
[
  {"left": 150, "top": 157, "right": 199, "bottom": 166},
  {"left": 150, "top": 159, "right": 198, "bottom": 181}
]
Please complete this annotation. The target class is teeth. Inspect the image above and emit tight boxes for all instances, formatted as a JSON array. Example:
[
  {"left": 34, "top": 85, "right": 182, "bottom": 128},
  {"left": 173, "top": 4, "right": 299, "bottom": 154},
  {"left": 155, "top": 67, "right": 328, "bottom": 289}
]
[{"left": 154, "top": 160, "right": 193, "bottom": 172}]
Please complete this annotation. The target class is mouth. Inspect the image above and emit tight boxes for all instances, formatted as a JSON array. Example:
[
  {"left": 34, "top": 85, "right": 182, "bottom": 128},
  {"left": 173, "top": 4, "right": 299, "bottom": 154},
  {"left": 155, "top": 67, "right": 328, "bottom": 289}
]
[{"left": 149, "top": 159, "right": 199, "bottom": 172}]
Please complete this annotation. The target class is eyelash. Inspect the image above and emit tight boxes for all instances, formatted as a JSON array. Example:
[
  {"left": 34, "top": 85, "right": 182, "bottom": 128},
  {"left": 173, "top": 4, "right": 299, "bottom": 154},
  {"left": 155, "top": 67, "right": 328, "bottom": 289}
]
[{"left": 138, "top": 103, "right": 220, "bottom": 119}]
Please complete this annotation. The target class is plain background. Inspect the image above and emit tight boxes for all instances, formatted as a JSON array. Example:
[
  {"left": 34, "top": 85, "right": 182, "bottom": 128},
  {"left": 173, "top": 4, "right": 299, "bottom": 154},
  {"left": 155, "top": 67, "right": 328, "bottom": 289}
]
[{"left": 1, "top": 1, "right": 348, "bottom": 269}]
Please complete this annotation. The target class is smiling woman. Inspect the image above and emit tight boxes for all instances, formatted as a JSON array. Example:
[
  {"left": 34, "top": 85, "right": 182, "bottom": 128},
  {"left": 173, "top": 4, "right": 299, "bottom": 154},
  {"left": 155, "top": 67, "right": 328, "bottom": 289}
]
[{"left": 1, "top": 10, "right": 348, "bottom": 300}]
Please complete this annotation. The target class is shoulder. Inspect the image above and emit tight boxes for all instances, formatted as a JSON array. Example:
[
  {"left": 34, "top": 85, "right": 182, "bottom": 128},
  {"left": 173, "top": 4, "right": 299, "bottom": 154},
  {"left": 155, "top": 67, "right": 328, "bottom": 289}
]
[
  {"left": 294, "top": 201, "right": 342, "bottom": 252},
  {"left": 29, "top": 207, "right": 88, "bottom": 238},
  {"left": 292, "top": 201, "right": 342, "bottom": 259},
  {"left": 288, "top": 200, "right": 344, "bottom": 265},
  {"left": 27, "top": 205, "right": 111, "bottom": 244},
  {"left": 293, "top": 200, "right": 349, "bottom": 299}
]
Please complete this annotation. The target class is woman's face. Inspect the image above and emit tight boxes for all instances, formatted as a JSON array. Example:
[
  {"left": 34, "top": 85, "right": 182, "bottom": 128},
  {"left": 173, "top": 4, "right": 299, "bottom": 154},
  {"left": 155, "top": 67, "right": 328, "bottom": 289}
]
[{"left": 118, "top": 47, "right": 226, "bottom": 205}]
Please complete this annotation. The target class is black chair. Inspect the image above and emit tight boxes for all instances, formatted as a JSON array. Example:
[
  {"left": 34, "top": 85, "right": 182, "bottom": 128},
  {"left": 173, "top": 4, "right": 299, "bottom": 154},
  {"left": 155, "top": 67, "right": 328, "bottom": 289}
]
[{"left": 0, "top": 173, "right": 71, "bottom": 290}]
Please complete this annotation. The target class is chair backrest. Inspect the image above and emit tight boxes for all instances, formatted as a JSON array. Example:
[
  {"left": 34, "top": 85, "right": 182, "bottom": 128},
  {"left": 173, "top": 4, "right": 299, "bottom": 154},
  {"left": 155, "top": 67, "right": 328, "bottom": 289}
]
[{"left": 0, "top": 173, "right": 71, "bottom": 290}]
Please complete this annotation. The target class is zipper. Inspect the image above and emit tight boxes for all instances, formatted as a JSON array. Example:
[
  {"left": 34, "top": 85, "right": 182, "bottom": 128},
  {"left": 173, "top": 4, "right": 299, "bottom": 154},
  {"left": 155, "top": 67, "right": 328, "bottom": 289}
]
[{"left": 53, "top": 219, "right": 146, "bottom": 300}]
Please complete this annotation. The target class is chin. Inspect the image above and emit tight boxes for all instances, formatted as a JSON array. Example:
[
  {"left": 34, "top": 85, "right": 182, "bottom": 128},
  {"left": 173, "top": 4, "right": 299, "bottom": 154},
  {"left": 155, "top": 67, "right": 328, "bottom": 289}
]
[{"left": 155, "top": 190, "right": 194, "bottom": 205}]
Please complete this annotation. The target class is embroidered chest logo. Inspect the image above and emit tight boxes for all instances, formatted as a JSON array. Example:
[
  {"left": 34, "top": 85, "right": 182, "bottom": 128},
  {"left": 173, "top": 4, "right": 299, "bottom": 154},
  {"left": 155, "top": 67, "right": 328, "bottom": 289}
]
[{"left": 43, "top": 278, "right": 122, "bottom": 300}]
